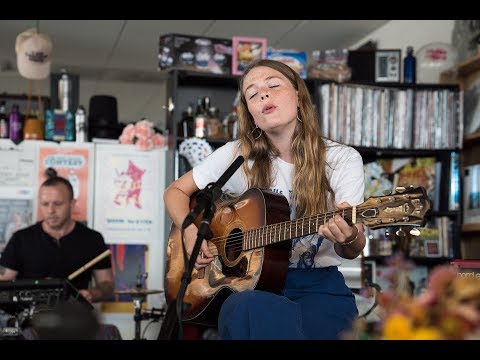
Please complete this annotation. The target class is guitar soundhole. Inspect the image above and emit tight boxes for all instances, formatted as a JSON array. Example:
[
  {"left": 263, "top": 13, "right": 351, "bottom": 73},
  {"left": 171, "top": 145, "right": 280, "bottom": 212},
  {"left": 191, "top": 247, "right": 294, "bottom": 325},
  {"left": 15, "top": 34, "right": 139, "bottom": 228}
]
[{"left": 225, "top": 228, "right": 243, "bottom": 261}]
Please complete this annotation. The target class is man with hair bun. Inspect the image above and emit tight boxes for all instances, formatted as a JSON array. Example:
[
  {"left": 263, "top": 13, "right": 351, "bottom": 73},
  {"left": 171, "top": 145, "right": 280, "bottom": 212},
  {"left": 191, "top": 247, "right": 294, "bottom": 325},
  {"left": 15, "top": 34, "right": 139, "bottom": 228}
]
[{"left": 0, "top": 167, "right": 114, "bottom": 303}]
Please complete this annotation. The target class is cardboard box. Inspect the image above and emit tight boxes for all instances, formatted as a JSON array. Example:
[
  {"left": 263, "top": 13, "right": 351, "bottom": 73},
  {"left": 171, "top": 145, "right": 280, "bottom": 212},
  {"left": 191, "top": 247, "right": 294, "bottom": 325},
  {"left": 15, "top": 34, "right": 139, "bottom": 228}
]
[
  {"left": 267, "top": 49, "right": 307, "bottom": 79},
  {"left": 158, "top": 33, "right": 232, "bottom": 75}
]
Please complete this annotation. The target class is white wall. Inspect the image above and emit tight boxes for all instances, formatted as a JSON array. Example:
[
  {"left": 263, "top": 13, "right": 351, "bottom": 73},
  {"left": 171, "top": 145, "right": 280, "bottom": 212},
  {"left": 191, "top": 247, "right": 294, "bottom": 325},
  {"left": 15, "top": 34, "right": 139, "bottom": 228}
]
[
  {"left": 350, "top": 20, "right": 455, "bottom": 56},
  {"left": 78, "top": 78, "right": 167, "bottom": 130}
]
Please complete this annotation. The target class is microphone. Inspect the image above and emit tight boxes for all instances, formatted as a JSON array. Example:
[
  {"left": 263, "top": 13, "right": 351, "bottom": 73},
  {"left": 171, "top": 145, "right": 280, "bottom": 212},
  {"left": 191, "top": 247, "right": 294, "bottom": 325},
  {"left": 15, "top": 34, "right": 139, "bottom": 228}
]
[{"left": 182, "top": 155, "right": 244, "bottom": 229}]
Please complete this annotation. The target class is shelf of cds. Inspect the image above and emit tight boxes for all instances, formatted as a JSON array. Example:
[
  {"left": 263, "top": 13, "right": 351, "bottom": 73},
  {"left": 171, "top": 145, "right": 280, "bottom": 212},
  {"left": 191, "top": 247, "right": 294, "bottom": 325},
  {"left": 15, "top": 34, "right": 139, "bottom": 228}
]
[{"left": 315, "top": 81, "right": 462, "bottom": 150}]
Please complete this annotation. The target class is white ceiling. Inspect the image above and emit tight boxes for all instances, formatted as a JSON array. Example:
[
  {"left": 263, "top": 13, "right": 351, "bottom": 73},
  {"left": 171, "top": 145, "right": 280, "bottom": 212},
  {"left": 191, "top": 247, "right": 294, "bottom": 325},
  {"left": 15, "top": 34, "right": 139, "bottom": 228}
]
[
  {"left": 0, "top": 20, "right": 390, "bottom": 81},
  {"left": 0, "top": 20, "right": 390, "bottom": 127}
]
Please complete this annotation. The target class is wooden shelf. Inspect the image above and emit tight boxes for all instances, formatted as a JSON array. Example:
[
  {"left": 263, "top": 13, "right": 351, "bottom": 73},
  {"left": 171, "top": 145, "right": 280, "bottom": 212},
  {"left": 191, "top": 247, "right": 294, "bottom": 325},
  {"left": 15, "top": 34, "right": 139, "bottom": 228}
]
[
  {"left": 464, "top": 131, "right": 480, "bottom": 147},
  {"left": 451, "top": 259, "right": 480, "bottom": 267},
  {"left": 365, "top": 255, "right": 451, "bottom": 266},
  {"left": 457, "top": 55, "right": 480, "bottom": 78},
  {"left": 462, "top": 223, "right": 480, "bottom": 233},
  {"left": 460, "top": 55, "right": 480, "bottom": 260}
]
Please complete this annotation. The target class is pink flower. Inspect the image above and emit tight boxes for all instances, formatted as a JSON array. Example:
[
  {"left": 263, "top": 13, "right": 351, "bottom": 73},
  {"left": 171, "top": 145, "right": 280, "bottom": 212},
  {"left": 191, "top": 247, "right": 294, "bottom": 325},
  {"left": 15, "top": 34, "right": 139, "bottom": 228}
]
[
  {"left": 135, "top": 121, "right": 155, "bottom": 140},
  {"left": 427, "top": 264, "right": 458, "bottom": 296},
  {"left": 118, "top": 119, "right": 166, "bottom": 151},
  {"left": 136, "top": 119, "right": 154, "bottom": 129},
  {"left": 136, "top": 137, "right": 154, "bottom": 151},
  {"left": 119, "top": 123, "right": 136, "bottom": 143},
  {"left": 152, "top": 133, "right": 165, "bottom": 147}
]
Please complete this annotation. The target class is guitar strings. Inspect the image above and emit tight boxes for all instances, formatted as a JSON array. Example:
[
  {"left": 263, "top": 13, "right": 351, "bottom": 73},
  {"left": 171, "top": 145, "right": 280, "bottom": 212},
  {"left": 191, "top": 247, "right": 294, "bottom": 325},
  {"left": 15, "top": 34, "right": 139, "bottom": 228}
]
[
  {"left": 209, "top": 210, "right": 354, "bottom": 254},
  {"left": 206, "top": 208, "right": 357, "bottom": 254},
  {"left": 197, "top": 191, "right": 420, "bottom": 256}
]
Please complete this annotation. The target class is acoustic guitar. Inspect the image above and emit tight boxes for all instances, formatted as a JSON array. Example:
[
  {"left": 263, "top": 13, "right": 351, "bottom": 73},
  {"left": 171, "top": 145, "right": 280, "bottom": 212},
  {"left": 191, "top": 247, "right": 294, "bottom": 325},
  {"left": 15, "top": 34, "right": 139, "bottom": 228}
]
[{"left": 164, "top": 186, "right": 431, "bottom": 326}]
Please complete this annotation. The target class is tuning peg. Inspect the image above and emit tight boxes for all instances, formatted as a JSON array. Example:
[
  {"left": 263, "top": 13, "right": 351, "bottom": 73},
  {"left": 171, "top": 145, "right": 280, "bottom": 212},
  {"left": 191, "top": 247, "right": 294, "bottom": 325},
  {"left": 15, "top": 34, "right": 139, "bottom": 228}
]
[
  {"left": 382, "top": 189, "right": 392, "bottom": 196},
  {"left": 409, "top": 228, "right": 421, "bottom": 236},
  {"left": 395, "top": 227, "right": 406, "bottom": 237},
  {"left": 395, "top": 186, "right": 406, "bottom": 193}
]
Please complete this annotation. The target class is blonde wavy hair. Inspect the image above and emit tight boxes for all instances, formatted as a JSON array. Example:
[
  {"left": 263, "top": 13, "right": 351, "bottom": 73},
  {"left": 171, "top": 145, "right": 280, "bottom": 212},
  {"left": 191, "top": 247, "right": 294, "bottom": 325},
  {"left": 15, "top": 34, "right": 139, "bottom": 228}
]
[{"left": 237, "top": 59, "right": 334, "bottom": 218}]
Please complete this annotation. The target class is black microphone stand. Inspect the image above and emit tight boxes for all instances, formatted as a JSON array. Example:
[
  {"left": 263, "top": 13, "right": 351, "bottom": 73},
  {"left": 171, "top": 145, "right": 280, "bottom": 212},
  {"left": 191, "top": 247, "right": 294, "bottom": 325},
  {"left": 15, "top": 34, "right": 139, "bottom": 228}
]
[
  {"left": 132, "top": 272, "right": 148, "bottom": 340},
  {"left": 157, "top": 155, "right": 244, "bottom": 340}
]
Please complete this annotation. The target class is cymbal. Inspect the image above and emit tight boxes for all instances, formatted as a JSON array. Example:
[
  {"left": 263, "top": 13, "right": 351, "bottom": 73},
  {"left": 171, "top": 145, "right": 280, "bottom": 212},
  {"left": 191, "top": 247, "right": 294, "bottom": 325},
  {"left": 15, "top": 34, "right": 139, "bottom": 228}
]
[{"left": 115, "top": 288, "right": 163, "bottom": 296}]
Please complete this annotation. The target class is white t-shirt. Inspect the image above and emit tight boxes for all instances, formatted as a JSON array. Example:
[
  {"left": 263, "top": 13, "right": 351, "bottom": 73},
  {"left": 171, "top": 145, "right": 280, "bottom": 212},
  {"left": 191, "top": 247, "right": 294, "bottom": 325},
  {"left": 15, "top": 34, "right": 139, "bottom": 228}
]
[{"left": 192, "top": 139, "right": 365, "bottom": 268}]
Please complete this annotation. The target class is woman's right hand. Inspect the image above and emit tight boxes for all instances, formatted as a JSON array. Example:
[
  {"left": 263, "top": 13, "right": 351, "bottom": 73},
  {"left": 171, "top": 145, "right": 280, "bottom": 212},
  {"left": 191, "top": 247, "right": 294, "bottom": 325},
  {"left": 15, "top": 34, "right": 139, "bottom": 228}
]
[{"left": 183, "top": 224, "right": 215, "bottom": 270}]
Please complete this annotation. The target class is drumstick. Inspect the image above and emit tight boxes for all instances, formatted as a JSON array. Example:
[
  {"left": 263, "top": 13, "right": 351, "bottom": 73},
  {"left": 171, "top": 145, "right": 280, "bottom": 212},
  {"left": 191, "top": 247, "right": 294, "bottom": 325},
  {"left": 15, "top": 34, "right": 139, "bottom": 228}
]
[{"left": 68, "top": 249, "right": 111, "bottom": 280}]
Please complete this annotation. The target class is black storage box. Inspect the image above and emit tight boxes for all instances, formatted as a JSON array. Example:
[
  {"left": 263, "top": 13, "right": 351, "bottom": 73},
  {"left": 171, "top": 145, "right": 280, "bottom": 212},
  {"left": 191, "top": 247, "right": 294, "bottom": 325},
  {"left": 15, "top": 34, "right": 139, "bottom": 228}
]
[
  {"left": 348, "top": 49, "right": 401, "bottom": 84},
  {"left": 158, "top": 33, "right": 232, "bottom": 75}
]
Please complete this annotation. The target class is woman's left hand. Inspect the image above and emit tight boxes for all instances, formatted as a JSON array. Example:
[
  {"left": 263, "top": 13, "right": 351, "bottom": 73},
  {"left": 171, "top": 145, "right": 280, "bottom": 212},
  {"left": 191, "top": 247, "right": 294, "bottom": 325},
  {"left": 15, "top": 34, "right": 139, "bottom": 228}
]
[{"left": 318, "top": 202, "right": 358, "bottom": 245}]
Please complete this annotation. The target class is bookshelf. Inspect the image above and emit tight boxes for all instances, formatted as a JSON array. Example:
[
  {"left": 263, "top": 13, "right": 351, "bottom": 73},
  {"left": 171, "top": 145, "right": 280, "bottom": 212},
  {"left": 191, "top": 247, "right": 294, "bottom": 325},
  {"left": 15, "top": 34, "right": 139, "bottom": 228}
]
[
  {"left": 0, "top": 93, "right": 50, "bottom": 116},
  {"left": 164, "top": 69, "right": 239, "bottom": 179},
  {"left": 315, "top": 80, "right": 462, "bottom": 269},
  {"left": 455, "top": 55, "right": 480, "bottom": 259}
]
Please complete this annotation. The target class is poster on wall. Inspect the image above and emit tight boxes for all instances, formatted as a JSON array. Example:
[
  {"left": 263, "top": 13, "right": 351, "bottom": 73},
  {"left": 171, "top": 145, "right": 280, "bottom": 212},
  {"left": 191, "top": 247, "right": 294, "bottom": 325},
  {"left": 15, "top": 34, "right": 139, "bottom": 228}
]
[
  {"left": 102, "top": 244, "right": 149, "bottom": 313},
  {"left": 0, "top": 186, "right": 35, "bottom": 253},
  {"left": 37, "top": 144, "right": 93, "bottom": 224},
  {"left": 0, "top": 142, "right": 37, "bottom": 187},
  {"left": 93, "top": 144, "right": 162, "bottom": 245}
]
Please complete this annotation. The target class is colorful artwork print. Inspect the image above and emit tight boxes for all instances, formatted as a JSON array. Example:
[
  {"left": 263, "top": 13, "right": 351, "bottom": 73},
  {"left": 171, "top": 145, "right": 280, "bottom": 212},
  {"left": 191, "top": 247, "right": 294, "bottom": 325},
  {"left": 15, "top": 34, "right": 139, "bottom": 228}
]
[
  {"left": 232, "top": 36, "right": 267, "bottom": 75},
  {"left": 113, "top": 160, "right": 146, "bottom": 209},
  {"left": 108, "top": 244, "right": 148, "bottom": 303}
]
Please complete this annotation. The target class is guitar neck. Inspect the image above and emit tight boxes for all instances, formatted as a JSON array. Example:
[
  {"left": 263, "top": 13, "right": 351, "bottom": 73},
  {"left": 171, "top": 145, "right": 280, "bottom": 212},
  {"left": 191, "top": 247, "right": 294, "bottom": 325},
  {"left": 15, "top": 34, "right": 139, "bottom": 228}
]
[{"left": 243, "top": 206, "right": 357, "bottom": 251}]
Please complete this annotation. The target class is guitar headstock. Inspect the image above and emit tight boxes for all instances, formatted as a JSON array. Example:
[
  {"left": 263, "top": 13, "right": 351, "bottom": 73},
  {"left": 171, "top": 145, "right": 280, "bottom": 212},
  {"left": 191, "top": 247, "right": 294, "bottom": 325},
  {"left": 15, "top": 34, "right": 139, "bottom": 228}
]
[{"left": 358, "top": 186, "right": 431, "bottom": 230}]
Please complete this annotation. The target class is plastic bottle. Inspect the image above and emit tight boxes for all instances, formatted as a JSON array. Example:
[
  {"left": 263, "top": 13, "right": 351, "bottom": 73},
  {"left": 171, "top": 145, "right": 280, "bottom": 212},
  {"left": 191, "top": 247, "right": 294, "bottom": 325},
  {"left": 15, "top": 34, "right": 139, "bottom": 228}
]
[
  {"left": 207, "top": 106, "right": 222, "bottom": 139},
  {"left": 44, "top": 109, "right": 54, "bottom": 141},
  {"left": 194, "top": 97, "right": 207, "bottom": 138},
  {"left": 8, "top": 104, "right": 22, "bottom": 143},
  {"left": 75, "top": 106, "right": 88, "bottom": 142},
  {"left": 64, "top": 110, "right": 75, "bottom": 141},
  {"left": 403, "top": 46, "right": 416, "bottom": 84},
  {"left": 177, "top": 104, "right": 194, "bottom": 138},
  {"left": 58, "top": 69, "right": 72, "bottom": 111},
  {"left": 0, "top": 101, "right": 8, "bottom": 139},
  {"left": 23, "top": 110, "right": 44, "bottom": 140},
  {"left": 222, "top": 106, "right": 238, "bottom": 140}
]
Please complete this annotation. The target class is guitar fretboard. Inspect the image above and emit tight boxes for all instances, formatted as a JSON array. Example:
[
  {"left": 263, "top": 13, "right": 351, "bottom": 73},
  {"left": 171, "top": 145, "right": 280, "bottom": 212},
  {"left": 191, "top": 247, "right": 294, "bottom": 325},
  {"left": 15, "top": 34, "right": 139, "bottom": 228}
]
[{"left": 243, "top": 207, "right": 357, "bottom": 251}]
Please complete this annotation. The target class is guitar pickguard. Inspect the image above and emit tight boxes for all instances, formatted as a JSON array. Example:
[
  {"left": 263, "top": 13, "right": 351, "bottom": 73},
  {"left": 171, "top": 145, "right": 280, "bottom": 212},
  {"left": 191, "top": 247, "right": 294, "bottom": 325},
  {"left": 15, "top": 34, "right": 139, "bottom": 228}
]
[{"left": 207, "top": 251, "right": 251, "bottom": 288}]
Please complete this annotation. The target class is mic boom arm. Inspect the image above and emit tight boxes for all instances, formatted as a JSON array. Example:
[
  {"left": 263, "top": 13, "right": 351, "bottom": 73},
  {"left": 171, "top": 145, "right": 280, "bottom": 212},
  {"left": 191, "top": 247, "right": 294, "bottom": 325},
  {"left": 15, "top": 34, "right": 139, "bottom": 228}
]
[{"left": 181, "top": 155, "right": 244, "bottom": 229}]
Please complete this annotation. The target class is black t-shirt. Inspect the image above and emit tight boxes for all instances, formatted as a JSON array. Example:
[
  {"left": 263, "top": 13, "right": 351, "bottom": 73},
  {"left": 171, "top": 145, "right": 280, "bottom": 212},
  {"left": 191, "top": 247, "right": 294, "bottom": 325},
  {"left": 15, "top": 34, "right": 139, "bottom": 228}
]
[{"left": 0, "top": 221, "right": 111, "bottom": 290}]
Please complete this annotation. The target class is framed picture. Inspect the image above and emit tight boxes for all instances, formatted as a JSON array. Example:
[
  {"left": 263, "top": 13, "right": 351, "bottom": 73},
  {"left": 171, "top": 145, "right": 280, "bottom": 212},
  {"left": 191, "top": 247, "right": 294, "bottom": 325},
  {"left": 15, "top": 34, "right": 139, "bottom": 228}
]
[
  {"left": 232, "top": 36, "right": 267, "bottom": 75},
  {"left": 101, "top": 244, "right": 149, "bottom": 313},
  {"left": 425, "top": 240, "right": 441, "bottom": 257},
  {"left": 375, "top": 49, "right": 401, "bottom": 83}
]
